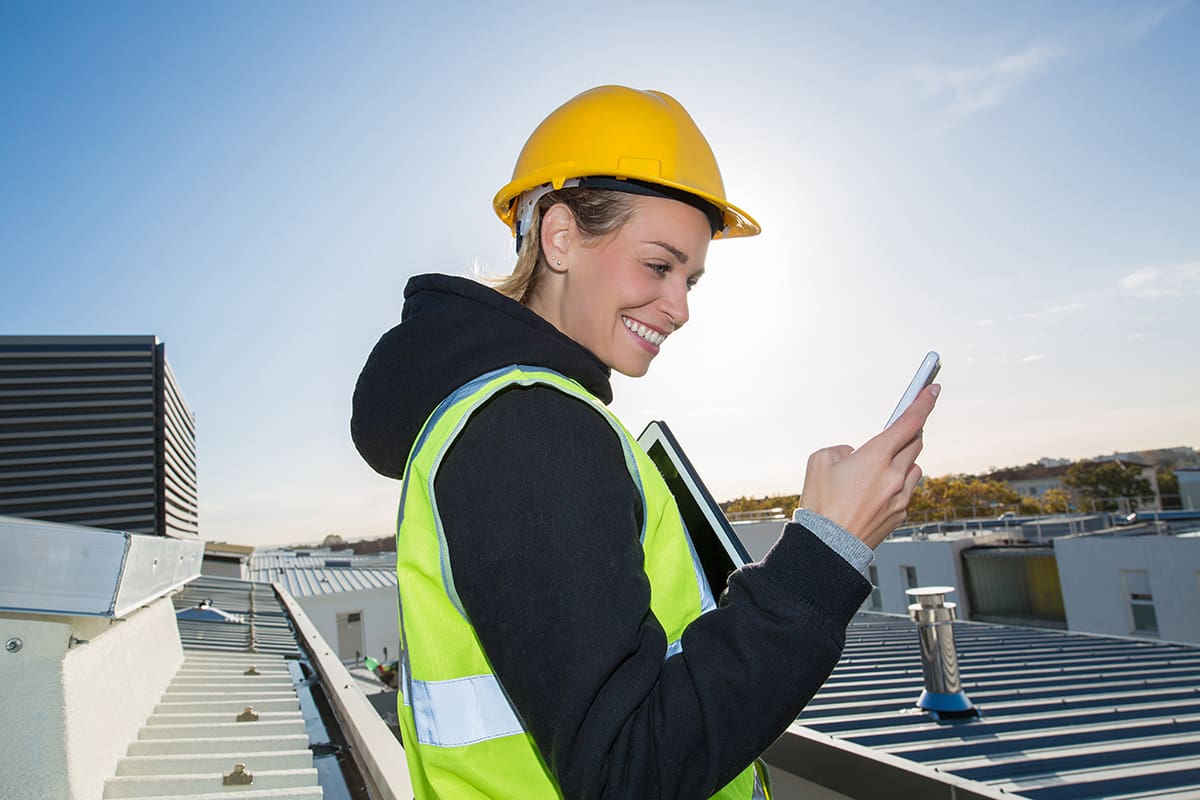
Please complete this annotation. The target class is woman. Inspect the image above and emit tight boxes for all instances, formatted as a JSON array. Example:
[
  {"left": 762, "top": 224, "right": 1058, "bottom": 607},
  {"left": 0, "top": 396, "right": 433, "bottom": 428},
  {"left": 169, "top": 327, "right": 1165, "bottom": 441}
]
[{"left": 352, "top": 85, "right": 937, "bottom": 800}]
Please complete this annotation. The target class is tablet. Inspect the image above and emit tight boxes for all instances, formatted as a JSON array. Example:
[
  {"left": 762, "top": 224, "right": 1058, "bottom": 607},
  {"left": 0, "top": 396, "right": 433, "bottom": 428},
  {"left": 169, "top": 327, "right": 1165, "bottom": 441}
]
[{"left": 637, "top": 420, "right": 752, "bottom": 601}]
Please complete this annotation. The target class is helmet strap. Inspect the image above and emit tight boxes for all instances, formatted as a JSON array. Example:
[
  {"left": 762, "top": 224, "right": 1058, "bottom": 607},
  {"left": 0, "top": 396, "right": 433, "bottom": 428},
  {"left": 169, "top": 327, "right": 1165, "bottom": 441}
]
[
  {"left": 576, "top": 176, "right": 725, "bottom": 237},
  {"left": 514, "top": 179, "right": 581, "bottom": 254},
  {"left": 513, "top": 176, "right": 725, "bottom": 255}
]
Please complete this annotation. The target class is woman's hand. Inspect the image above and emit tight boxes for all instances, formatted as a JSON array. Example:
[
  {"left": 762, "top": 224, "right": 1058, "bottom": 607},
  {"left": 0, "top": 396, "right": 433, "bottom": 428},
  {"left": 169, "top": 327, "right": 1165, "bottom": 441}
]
[{"left": 798, "top": 384, "right": 940, "bottom": 550}]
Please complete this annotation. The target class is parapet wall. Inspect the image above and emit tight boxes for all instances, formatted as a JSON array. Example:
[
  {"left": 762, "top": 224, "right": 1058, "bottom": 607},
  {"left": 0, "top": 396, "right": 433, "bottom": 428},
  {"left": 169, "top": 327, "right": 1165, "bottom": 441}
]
[{"left": 0, "top": 596, "right": 183, "bottom": 800}]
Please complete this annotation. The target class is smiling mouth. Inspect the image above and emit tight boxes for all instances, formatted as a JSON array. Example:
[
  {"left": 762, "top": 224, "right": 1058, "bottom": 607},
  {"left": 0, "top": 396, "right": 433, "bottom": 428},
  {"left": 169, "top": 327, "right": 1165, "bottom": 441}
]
[{"left": 622, "top": 316, "right": 667, "bottom": 346}]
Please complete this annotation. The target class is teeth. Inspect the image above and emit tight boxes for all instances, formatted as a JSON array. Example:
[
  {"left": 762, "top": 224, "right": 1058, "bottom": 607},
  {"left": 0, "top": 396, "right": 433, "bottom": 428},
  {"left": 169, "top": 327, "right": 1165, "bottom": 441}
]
[{"left": 624, "top": 317, "right": 666, "bottom": 346}]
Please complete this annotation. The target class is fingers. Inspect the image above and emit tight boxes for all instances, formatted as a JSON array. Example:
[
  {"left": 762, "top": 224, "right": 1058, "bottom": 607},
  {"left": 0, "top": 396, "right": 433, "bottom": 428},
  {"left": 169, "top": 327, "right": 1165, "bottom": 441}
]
[
  {"left": 892, "top": 383, "right": 939, "bottom": 442},
  {"left": 903, "top": 461, "right": 923, "bottom": 496},
  {"left": 893, "top": 427, "right": 924, "bottom": 469},
  {"left": 865, "top": 383, "right": 940, "bottom": 457}
]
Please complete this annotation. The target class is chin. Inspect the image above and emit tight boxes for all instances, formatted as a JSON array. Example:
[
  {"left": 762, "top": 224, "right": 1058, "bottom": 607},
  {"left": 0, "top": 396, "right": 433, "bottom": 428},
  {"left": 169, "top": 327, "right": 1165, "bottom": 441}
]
[{"left": 612, "top": 360, "right": 652, "bottom": 379}]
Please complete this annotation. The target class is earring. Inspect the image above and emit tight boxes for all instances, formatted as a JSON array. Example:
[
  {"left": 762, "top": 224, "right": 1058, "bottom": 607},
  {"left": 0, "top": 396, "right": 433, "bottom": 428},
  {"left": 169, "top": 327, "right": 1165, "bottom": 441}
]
[{"left": 555, "top": 259, "right": 562, "bottom": 267}]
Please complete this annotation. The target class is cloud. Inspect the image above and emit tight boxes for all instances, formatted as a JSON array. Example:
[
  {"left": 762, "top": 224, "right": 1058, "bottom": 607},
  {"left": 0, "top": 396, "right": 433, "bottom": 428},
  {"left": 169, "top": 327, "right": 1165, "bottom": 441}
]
[
  {"left": 971, "top": 319, "right": 996, "bottom": 328},
  {"left": 1021, "top": 354, "right": 1047, "bottom": 363},
  {"left": 913, "top": 42, "right": 1064, "bottom": 116},
  {"left": 1116, "top": 1, "right": 1191, "bottom": 46},
  {"left": 1117, "top": 262, "right": 1200, "bottom": 298},
  {"left": 908, "top": 4, "right": 1187, "bottom": 119},
  {"left": 1013, "top": 302, "right": 1085, "bottom": 320}
]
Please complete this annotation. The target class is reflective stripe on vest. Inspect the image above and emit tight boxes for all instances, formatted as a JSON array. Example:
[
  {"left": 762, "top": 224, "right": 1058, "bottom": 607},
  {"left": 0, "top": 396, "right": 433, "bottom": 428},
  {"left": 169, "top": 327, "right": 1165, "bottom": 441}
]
[{"left": 394, "top": 366, "right": 758, "bottom": 799}]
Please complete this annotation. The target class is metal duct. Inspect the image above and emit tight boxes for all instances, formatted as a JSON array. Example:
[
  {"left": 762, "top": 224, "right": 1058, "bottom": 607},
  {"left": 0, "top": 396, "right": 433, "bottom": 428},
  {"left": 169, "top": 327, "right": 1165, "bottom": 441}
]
[{"left": 906, "top": 586, "right": 978, "bottom": 719}]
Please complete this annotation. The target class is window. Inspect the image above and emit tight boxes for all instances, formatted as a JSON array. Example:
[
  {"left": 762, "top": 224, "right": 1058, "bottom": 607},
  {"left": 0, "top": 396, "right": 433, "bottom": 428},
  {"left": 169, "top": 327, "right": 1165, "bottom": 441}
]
[
  {"left": 1122, "top": 569, "right": 1158, "bottom": 636},
  {"left": 867, "top": 566, "right": 882, "bottom": 610},
  {"left": 901, "top": 565, "right": 918, "bottom": 606}
]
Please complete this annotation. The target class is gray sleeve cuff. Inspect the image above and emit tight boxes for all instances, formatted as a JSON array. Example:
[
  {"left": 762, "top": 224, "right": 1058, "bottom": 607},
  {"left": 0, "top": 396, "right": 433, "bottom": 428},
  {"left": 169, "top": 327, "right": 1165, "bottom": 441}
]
[{"left": 791, "top": 509, "right": 875, "bottom": 576}]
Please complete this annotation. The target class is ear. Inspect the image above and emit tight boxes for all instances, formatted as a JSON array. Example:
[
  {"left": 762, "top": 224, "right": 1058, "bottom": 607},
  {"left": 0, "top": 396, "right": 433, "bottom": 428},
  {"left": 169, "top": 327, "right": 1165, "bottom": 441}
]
[{"left": 539, "top": 203, "right": 575, "bottom": 272}]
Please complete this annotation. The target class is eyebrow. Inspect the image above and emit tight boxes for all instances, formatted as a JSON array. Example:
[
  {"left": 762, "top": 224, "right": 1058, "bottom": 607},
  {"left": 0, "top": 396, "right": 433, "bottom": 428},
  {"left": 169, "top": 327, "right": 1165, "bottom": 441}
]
[{"left": 648, "top": 240, "right": 689, "bottom": 264}]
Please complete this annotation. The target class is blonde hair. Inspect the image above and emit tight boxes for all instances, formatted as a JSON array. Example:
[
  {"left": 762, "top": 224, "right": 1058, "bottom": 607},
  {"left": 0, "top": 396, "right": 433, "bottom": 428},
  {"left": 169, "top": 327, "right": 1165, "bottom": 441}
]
[{"left": 493, "top": 188, "right": 637, "bottom": 304}]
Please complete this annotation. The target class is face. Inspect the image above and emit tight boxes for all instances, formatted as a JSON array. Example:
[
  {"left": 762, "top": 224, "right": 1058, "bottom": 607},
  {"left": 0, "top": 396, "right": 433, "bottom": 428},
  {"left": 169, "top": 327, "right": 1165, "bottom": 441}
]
[{"left": 539, "top": 195, "right": 712, "bottom": 378}]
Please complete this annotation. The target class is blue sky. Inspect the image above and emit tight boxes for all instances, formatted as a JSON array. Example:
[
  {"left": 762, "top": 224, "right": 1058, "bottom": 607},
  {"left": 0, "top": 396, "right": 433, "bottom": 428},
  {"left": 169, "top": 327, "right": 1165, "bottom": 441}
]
[{"left": 3, "top": 2, "right": 1197, "bottom": 545}]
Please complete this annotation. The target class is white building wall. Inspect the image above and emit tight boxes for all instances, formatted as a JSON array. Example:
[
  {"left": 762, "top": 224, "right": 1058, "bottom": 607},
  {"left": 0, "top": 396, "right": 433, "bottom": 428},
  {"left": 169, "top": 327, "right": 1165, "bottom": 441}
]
[
  {"left": 1009, "top": 477, "right": 1064, "bottom": 498},
  {"left": 868, "top": 537, "right": 978, "bottom": 617},
  {"left": 732, "top": 520, "right": 788, "bottom": 561},
  {"left": 295, "top": 587, "right": 400, "bottom": 665},
  {"left": 735, "top": 523, "right": 982, "bottom": 617},
  {"left": 1177, "top": 470, "right": 1200, "bottom": 511},
  {"left": 1055, "top": 534, "right": 1200, "bottom": 644},
  {"left": 0, "top": 596, "right": 182, "bottom": 800}
]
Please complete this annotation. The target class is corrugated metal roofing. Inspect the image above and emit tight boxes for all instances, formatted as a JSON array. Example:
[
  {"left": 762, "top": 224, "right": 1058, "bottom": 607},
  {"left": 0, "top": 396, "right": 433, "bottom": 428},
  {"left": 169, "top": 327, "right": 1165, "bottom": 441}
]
[
  {"left": 270, "top": 567, "right": 398, "bottom": 599},
  {"left": 249, "top": 550, "right": 395, "bottom": 583},
  {"left": 173, "top": 575, "right": 300, "bottom": 656},
  {"left": 800, "top": 612, "right": 1200, "bottom": 799}
]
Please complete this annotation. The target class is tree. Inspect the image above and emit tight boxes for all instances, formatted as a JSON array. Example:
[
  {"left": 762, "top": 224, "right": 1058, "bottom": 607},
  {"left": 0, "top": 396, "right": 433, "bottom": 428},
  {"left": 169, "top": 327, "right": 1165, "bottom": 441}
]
[
  {"left": 1039, "top": 488, "right": 1072, "bottom": 514},
  {"left": 321, "top": 533, "right": 346, "bottom": 548},
  {"left": 1062, "top": 462, "right": 1152, "bottom": 511},
  {"left": 721, "top": 495, "right": 801, "bottom": 516},
  {"left": 907, "top": 476, "right": 1024, "bottom": 521},
  {"left": 1157, "top": 468, "right": 1181, "bottom": 510}
]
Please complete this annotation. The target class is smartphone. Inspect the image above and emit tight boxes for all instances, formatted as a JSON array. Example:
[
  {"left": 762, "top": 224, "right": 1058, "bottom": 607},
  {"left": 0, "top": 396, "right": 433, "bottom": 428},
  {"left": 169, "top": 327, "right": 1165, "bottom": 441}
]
[{"left": 885, "top": 351, "right": 941, "bottom": 428}]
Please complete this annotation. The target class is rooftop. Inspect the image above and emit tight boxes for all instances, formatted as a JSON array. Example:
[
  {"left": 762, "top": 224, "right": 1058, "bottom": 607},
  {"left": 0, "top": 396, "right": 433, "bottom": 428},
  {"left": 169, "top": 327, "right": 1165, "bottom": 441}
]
[{"left": 796, "top": 612, "right": 1200, "bottom": 799}]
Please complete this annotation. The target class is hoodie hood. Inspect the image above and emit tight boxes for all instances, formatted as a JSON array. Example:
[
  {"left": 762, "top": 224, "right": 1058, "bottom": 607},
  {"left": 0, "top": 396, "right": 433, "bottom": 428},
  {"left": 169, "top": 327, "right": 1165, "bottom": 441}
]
[{"left": 351, "top": 273, "right": 613, "bottom": 479}]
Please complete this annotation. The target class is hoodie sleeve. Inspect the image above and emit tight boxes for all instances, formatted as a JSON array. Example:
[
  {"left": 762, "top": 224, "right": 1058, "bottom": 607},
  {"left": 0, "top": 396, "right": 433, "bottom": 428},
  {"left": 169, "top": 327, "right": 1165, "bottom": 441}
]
[{"left": 435, "top": 386, "right": 871, "bottom": 800}]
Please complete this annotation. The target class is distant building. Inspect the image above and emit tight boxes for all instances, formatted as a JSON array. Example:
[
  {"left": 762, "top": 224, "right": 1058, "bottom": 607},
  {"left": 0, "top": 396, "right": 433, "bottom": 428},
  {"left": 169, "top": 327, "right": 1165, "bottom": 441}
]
[
  {"left": 201, "top": 541, "right": 254, "bottom": 579},
  {"left": 0, "top": 335, "right": 197, "bottom": 538},
  {"left": 986, "top": 463, "right": 1070, "bottom": 498},
  {"left": 1179, "top": 468, "right": 1200, "bottom": 511},
  {"left": 247, "top": 548, "right": 400, "bottom": 665},
  {"left": 1037, "top": 456, "right": 1072, "bottom": 467},
  {"left": 865, "top": 519, "right": 1200, "bottom": 644},
  {"left": 1056, "top": 529, "right": 1200, "bottom": 642}
]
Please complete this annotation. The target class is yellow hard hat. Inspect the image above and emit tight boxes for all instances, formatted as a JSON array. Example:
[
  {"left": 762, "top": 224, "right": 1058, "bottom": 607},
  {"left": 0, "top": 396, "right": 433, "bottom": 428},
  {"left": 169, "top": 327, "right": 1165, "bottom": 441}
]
[{"left": 493, "top": 85, "right": 761, "bottom": 244}]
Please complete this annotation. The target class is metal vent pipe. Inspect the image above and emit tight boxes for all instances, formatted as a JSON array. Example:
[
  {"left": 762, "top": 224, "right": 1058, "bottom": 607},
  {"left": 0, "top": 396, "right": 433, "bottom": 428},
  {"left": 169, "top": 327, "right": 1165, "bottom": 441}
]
[{"left": 906, "top": 586, "right": 978, "bottom": 719}]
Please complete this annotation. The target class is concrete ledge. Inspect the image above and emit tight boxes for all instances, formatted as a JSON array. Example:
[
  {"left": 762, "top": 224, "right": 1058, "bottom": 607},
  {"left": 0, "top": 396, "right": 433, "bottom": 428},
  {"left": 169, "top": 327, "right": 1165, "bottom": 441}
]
[
  {"left": 123, "top": 789, "right": 323, "bottom": 800},
  {"left": 274, "top": 582, "right": 414, "bottom": 800},
  {"left": 102, "top": 767, "right": 318, "bottom": 798}
]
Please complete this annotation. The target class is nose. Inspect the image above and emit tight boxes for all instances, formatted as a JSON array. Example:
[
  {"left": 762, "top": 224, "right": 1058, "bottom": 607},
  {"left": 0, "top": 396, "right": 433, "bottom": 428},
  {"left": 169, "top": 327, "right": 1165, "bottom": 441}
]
[{"left": 663, "top": 277, "right": 690, "bottom": 330}]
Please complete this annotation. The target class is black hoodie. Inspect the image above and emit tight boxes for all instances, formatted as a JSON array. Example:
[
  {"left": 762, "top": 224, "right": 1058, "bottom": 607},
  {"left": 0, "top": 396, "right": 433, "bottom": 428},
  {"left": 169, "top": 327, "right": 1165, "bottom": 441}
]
[{"left": 352, "top": 274, "right": 871, "bottom": 799}]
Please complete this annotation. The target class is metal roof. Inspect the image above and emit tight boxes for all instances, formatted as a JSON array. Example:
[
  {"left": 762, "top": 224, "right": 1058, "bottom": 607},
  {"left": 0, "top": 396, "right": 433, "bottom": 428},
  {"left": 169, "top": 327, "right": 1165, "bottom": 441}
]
[
  {"left": 268, "top": 567, "right": 398, "bottom": 599},
  {"left": 172, "top": 575, "right": 301, "bottom": 657},
  {"left": 799, "top": 612, "right": 1200, "bottom": 799},
  {"left": 249, "top": 550, "right": 396, "bottom": 583}
]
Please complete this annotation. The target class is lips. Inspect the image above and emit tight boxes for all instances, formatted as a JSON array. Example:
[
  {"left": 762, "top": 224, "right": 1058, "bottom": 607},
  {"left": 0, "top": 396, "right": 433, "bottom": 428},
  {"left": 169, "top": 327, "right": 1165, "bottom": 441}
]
[{"left": 622, "top": 316, "right": 668, "bottom": 347}]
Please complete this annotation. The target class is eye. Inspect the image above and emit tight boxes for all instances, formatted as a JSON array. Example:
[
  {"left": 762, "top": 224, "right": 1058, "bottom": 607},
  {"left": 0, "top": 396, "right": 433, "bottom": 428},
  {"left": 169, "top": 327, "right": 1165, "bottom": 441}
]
[
  {"left": 686, "top": 275, "right": 701, "bottom": 291},
  {"left": 645, "top": 261, "right": 671, "bottom": 276}
]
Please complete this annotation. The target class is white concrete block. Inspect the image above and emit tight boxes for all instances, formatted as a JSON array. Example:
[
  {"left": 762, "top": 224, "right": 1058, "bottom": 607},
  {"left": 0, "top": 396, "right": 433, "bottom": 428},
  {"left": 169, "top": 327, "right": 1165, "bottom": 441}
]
[
  {"left": 115, "top": 750, "right": 313, "bottom": 776},
  {"left": 102, "top": 768, "right": 319, "bottom": 798},
  {"left": 138, "top": 721, "right": 306, "bottom": 740},
  {"left": 127, "top": 735, "right": 311, "bottom": 756}
]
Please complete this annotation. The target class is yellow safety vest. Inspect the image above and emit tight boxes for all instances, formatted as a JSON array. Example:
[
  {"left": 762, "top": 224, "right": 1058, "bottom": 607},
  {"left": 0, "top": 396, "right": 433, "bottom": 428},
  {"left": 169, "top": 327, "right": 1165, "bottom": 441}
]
[{"left": 394, "top": 365, "right": 766, "bottom": 799}]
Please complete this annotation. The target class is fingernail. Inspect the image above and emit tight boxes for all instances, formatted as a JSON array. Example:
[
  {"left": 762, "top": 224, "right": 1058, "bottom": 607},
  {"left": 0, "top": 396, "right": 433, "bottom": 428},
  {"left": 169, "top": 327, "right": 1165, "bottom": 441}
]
[{"left": 930, "top": 384, "right": 941, "bottom": 398}]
